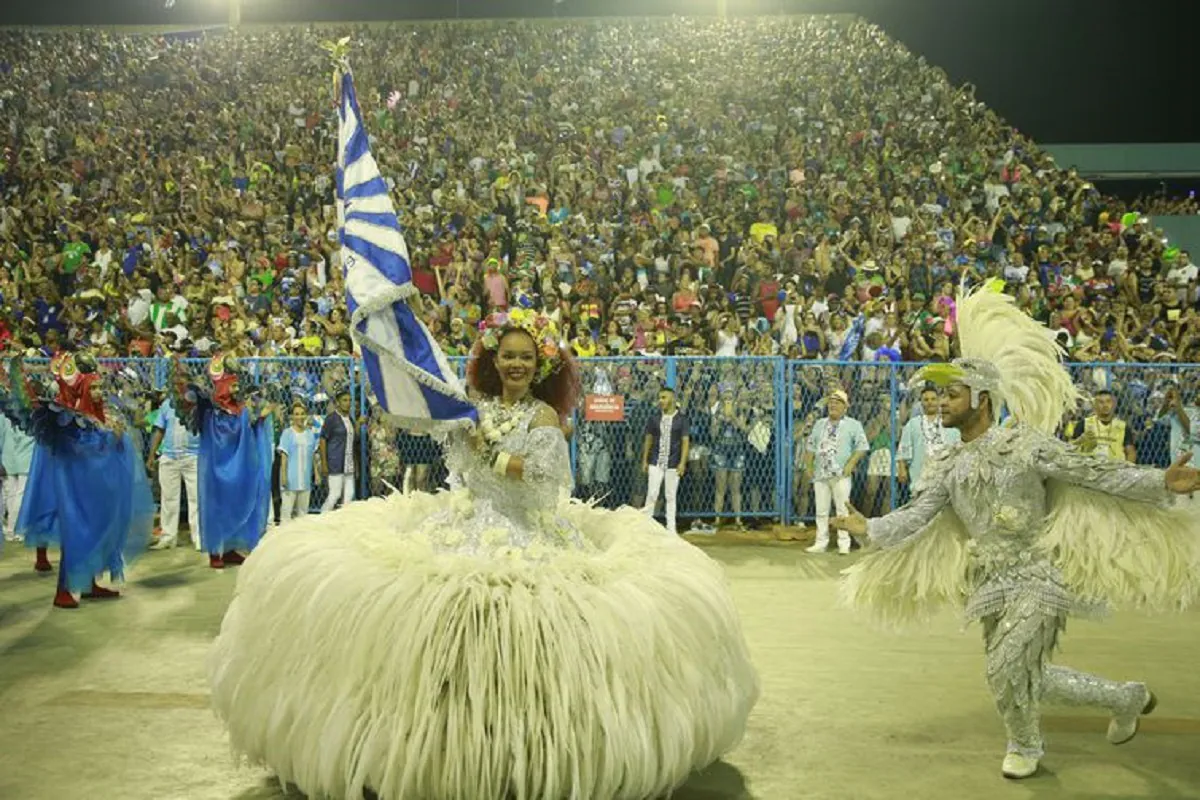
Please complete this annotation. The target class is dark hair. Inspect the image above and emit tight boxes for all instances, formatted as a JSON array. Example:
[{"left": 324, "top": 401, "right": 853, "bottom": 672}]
[
  {"left": 659, "top": 386, "right": 676, "bottom": 395},
  {"left": 290, "top": 401, "right": 308, "bottom": 415},
  {"left": 466, "top": 328, "right": 581, "bottom": 423},
  {"left": 1094, "top": 389, "right": 1115, "bottom": 399}
]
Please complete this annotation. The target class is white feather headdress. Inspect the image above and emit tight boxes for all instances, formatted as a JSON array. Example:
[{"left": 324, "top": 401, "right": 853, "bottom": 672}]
[{"left": 910, "top": 280, "right": 1080, "bottom": 434}]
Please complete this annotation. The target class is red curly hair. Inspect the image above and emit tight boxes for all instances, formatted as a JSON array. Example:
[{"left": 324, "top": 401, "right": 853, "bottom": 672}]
[{"left": 466, "top": 327, "right": 581, "bottom": 423}]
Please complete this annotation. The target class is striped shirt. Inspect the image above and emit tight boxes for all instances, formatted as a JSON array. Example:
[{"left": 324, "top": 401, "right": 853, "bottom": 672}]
[
  {"left": 278, "top": 427, "right": 318, "bottom": 492},
  {"left": 155, "top": 400, "right": 200, "bottom": 459}
]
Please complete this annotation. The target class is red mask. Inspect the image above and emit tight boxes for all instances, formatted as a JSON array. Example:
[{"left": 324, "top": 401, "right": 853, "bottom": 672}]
[
  {"left": 212, "top": 373, "right": 242, "bottom": 415},
  {"left": 74, "top": 373, "right": 106, "bottom": 423}
]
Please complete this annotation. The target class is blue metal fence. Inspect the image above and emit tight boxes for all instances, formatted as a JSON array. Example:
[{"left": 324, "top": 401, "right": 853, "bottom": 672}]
[{"left": 31, "top": 356, "right": 1200, "bottom": 529}]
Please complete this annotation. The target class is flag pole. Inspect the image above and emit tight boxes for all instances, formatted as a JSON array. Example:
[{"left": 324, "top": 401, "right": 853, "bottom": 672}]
[{"left": 321, "top": 36, "right": 351, "bottom": 108}]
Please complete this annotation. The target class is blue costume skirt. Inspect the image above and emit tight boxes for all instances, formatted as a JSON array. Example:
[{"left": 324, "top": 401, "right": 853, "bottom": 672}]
[
  {"left": 199, "top": 409, "right": 273, "bottom": 554},
  {"left": 17, "top": 430, "right": 154, "bottom": 593}
]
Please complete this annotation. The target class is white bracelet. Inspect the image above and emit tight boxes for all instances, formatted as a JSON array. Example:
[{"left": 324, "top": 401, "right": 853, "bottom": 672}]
[{"left": 493, "top": 451, "right": 512, "bottom": 477}]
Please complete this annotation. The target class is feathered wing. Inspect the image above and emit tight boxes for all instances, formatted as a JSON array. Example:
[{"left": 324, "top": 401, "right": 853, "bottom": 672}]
[
  {"left": 956, "top": 284, "right": 1080, "bottom": 434},
  {"left": 0, "top": 356, "right": 90, "bottom": 447},
  {"left": 167, "top": 359, "right": 211, "bottom": 436},
  {"left": 839, "top": 451, "right": 971, "bottom": 627},
  {"left": 1039, "top": 481, "right": 1200, "bottom": 612},
  {"left": 102, "top": 363, "right": 154, "bottom": 421},
  {"left": 839, "top": 509, "right": 971, "bottom": 628}
]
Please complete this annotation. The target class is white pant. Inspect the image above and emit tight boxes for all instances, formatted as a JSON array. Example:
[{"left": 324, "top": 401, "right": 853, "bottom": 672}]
[
  {"left": 3, "top": 473, "right": 27, "bottom": 535},
  {"left": 279, "top": 490, "right": 311, "bottom": 523},
  {"left": 158, "top": 455, "right": 200, "bottom": 547},
  {"left": 813, "top": 476, "right": 852, "bottom": 550},
  {"left": 643, "top": 465, "right": 680, "bottom": 534},
  {"left": 321, "top": 473, "right": 355, "bottom": 513}
]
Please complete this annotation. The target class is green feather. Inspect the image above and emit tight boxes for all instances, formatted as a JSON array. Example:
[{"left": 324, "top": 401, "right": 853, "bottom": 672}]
[{"left": 914, "top": 362, "right": 966, "bottom": 388}]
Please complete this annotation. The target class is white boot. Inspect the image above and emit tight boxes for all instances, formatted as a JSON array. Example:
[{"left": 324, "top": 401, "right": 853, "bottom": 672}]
[
  {"left": 1001, "top": 752, "right": 1039, "bottom": 779},
  {"left": 806, "top": 529, "right": 830, "bottom": 553},
  {"left": 837, "top": 530, "right": 852, "bottom": 555},
  {"left": 1107, "top": 684, "right": 1156, "bottom": 745}
]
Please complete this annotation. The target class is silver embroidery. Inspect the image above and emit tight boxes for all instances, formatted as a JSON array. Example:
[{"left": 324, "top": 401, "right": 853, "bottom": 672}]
[
  {"left": 866, "top": 422, "right": 1166, "bottom": 758},
  {"left": 420, "top": 397, "right": 592, "bottom": 560},
  {"left": 868, "top": 424, "right": 1170, "bottom": 621}
]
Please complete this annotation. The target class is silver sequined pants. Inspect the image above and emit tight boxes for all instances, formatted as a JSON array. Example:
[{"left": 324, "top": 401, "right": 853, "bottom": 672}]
[{"left": 982, "top": 594, "right": 1144, "bottom": 758}]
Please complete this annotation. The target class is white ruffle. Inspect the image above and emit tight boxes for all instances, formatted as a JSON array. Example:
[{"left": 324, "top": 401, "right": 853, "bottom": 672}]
[{"left": 208, "top": 492, "right": 758, "bottom": 800}]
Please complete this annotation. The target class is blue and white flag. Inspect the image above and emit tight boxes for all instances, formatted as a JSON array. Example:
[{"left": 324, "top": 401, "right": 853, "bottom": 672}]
[
  {"left": 336, "top": 66, "right": 477, "bottom": 429},
  {"left": 838, "top": 314, "right": 865, "bottom": 362}
]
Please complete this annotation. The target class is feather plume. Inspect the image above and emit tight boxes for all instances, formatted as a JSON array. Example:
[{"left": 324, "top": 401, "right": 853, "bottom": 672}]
[{"left": 956, "top": 285, "right": 1080, "bottom": 434}]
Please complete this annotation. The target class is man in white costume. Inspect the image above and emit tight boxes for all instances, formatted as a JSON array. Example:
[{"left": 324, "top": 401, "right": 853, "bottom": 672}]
[{"left": 837, "top": 282, "right": 1200, "bottom": 780}]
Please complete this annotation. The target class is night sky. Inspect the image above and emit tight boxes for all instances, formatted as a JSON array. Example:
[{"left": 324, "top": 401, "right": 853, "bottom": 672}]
[{"left": 1, "top": 0, "right": 1188, "bottom": 146}]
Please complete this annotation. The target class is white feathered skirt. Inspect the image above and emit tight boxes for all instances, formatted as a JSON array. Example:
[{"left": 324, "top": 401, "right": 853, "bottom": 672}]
[{"left": 208, "top": 490, "right": 759, "bottom": 800}]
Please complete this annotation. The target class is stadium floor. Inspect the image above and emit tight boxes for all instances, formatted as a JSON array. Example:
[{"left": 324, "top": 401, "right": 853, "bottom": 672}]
[{"left": 1, "top": 535, "right": 1198, "bottom": 800}]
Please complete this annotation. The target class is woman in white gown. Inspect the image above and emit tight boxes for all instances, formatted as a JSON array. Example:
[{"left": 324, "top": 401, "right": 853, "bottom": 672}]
[{"left": 208, "top": 311, "right": 759, "bottom": 800}]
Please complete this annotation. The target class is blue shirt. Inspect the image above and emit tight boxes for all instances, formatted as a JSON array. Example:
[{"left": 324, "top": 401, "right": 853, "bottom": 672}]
[
  {"left": 154, "top": 400, "right": 201, "bottom": 459},
  {"left": 1167, "top": 405, "right": 1200, "bottom": 463},
  {"left": 897, "top": 414, "right": 961, "bottom": 485},
  {"left": 278, "top": 427, "right": 318, "bottom": 492},
  {"left": 0, "top": 415, "right": 35, "bottom": 474},
  {"left": 806, "top": 416, "right": 869, "bottom": 480}
]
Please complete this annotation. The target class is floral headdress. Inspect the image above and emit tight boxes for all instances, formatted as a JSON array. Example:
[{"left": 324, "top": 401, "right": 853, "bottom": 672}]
[{"left": 478, "top": 308, "right": 563, "bottom": 384}]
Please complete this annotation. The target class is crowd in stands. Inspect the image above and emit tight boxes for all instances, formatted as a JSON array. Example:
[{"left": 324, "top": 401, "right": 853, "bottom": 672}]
[
  {"left": 1, "top": 17, "right": 1197, "bottom": 370},
  {"left": 2, "top": 18, "right": 1200, "bottom": 524}
]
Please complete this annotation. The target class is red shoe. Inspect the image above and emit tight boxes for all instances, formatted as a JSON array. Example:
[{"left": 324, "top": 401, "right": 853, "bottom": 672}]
[
  {"left": 53, "top": 589, "right": 79, "bottom": 609},
  {"left": 83, "top": 582, "right": 120, "bottom": 600},
  {"left": 222, "top": 551, "right": 246, "bottom": 566},
  {"left": 34, "top": 547, "right": 53, "bottom": 573},
  {"left": 209, "top": 554, "right": 225, "bottom": 569}
]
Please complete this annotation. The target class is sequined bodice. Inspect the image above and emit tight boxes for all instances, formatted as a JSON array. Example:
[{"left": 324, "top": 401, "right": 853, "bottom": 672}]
[
  {"left": 939, "top": 429, "right": 1051, "bottom": 543},
  {"left": 443, "top": 397, "right": 570, "bottom": 529}
]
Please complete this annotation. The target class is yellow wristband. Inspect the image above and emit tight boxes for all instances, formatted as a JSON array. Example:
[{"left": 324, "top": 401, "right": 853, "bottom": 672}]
[{"left": 493, "top": 451, "right": 511, "bottom": 477}]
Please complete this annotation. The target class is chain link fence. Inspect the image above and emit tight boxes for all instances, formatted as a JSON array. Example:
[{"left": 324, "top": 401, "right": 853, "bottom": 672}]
[{"left": 10, "top": 356, "right": 1196, "bottom": 528}]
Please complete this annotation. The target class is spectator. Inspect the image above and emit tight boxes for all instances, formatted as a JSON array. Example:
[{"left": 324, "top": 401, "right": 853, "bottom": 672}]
[
  {"left": 147, "top": 397, "right": 202, "bottom": 551},
  {"left": 279, "top": 401, "right": 319, "bottom": 522},
  {"left": 803, "top": 390, "right": 868, "bottom": 555},
  {"left": 0, "top": 413, "right": 35, "bottom": 542},
  {"left": 1065, "top": 389, "right": 1136, "bottom": 463},
  {"left": 641, "top": 386, "right": 689, "bottom": 537},
  {"left": 0, "top": 18, "right": 1196, "bottom": 521},
  {"left": 896, "top": 386, "right": 961, "bottom": 489},
  {"left": 318, "top": 389, "right": 360, "bottom": 513},
  {"left": 709, "top": 395, "right": 748, "bottom": 530},
  {"left": 1161, "top": 384, "right": 1200, "bottom": 464}
]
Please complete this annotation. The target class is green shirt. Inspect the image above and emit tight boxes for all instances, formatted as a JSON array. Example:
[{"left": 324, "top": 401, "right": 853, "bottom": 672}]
[{"left": 61, "top": 241, "right": 91, "bottom": 274}]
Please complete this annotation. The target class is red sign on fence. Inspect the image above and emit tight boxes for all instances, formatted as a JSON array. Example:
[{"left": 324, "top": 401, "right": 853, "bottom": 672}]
[{"left": 584, "top": 394, "right": 625, "bottom": 422}]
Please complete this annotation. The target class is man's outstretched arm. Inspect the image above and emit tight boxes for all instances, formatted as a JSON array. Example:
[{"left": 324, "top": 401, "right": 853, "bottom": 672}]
[
  {"left": 1031, "top": 431, "right": 1200, "bottom": 503},
  {"left": 833, "top": 481, "right": 951, "bottom": 550}
]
